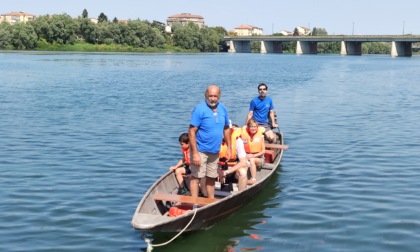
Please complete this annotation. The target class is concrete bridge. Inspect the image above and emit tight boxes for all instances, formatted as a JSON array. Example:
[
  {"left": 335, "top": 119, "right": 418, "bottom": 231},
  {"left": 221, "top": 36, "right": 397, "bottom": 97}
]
[{"left": 223, "top": 35, "right": 420, "bottom": 57}]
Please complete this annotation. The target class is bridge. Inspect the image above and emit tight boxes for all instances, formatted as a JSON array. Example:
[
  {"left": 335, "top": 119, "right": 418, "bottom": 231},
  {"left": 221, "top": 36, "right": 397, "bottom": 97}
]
[{"left": 223, "top": 35, "right": 420, "bottom": 57}]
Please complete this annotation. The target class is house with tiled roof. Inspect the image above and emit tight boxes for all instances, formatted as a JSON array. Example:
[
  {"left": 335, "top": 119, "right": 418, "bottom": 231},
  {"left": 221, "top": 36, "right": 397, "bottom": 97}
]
[
  {"left": 166, "top": 13, "right": 205, "bottom": 29},
  {"left": 295, "top": 26, "right": 311, "bottom": 36},
  {"left": 0, "top": 11, "right": 35, "bottom": 24},
  {"left": 279, "top": 30, "right": 293, "bottom": 36},
  {"left": 234, "top": 24, "right": 263, "bottom": 36}
]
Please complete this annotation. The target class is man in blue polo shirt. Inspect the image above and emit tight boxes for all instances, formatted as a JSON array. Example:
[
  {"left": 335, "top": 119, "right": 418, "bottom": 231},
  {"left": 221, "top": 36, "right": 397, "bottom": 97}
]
[
  {"left": 189, "top": 85, "right": 231, "bottom": 199},
  {"left": 245, "top": 83, "right": 278, "bottom": 142}
]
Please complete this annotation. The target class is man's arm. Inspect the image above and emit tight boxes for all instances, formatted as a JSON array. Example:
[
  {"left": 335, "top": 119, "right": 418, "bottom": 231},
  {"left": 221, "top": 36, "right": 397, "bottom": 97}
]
[
  {"left": 245, "top": 111, "right": 253, "bottom": 126},
  {"left": 223, "top": 126, "right": 231, "bottom": 160},
  {"left": 269, "top": 110, "right": 278, "bottom": 128},
  {"left": 188, "top": 125, "right": 201, "bottom": 166}
]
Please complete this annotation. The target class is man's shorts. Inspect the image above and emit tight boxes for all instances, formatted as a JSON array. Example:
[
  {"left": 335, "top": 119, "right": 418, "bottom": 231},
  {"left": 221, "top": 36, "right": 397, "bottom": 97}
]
[
  {"left": 190, "top": 152, "right": 219, "bottom": 179},
  {"left": 259, "top": 123, "right": 272, "bottom": 133}
]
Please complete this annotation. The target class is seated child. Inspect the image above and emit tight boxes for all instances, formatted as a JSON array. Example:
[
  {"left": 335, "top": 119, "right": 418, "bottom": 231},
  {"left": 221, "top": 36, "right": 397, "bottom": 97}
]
[{"left": 169, "top": 133, "right": 191, "bottom": 195}]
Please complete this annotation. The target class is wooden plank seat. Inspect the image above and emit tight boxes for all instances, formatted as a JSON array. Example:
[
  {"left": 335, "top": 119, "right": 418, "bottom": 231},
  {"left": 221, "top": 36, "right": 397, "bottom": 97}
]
[
  {"left": 265, "top": 143, "right": 289, "bottom": 150},
  {"left": 154, "top": 192, "right": 219, "bottom": 206}
]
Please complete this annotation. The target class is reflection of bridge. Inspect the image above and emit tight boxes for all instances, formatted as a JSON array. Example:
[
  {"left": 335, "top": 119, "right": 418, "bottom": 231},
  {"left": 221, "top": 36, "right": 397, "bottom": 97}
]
[{"left": 223, "top": 35, "right": 420, "bottom": 57}]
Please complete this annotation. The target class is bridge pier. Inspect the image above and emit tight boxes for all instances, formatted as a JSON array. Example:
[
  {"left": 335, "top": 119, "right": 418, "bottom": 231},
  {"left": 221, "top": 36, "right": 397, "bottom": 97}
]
[
  {"left": 261, "top": 41, "right": 283, "bottom": 53},
  {"left": 228, "top": 40, "right": 251, "bottom": 53},
  {"left": 340, "top": 41, "right": 362, "bottom": 55},
  {"left": 296, "top": 41, "right": 317, "bottom": 54},
  {"left": 391, "top": 41, "right": 412, "bottom": 57}
]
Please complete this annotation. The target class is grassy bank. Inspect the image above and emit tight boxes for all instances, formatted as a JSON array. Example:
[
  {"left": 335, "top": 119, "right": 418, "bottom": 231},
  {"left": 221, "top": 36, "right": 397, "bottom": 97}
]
[{"left": 35, "top": 40, "right": 200, "bottom": 53}]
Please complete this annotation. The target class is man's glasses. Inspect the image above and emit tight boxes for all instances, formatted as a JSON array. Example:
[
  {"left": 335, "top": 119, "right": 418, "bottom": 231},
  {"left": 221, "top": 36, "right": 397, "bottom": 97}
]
[{"left": 259, "top": 88, "right": 267, "bottom": 91}]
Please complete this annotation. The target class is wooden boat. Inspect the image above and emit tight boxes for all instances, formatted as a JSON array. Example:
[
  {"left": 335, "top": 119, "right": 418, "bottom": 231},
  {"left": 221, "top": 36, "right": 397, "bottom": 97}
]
[{"left": 131, "top": 129, "right": 287, "bottom": 233}]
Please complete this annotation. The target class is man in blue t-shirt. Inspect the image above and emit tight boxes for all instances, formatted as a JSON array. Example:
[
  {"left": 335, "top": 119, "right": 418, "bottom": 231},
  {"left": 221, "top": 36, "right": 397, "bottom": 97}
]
[
  {"left": 245, "top": 83, "right": 278, "bottom": 142},
  {"left": 189, "top": 85, "right": 231, "bottom": 199}
]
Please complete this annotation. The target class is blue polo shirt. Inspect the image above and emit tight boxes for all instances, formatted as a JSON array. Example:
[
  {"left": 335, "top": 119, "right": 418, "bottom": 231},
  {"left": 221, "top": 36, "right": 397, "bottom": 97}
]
[
  {"left": 190, "top": 101, "right": 229, "bottom": 153},
  {"left": 249, "top": 96, "right": 274, "bottom": 124}
]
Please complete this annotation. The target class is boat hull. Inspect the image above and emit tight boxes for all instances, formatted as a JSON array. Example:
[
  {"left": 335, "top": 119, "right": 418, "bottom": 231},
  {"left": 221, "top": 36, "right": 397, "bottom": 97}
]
[{"left": 131, "top": 131, "right": 285, "bottom": 232}]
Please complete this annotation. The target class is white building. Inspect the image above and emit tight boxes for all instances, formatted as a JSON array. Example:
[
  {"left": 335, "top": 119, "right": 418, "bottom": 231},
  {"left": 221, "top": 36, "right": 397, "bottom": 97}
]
[
  {"left": 0, "top": 11, "right": 35, "bottom": 24},
  {"left": 234, "top": 24, "right": 263, "bottom": 36}
]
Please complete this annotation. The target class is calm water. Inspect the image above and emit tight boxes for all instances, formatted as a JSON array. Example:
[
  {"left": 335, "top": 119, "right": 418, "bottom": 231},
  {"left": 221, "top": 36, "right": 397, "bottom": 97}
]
[{"left": 1, "top": 51, "right": 420, "bottom": 252}]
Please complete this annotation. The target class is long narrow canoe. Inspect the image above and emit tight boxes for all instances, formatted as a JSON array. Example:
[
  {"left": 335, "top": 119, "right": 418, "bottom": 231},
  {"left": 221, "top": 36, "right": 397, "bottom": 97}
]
[{"left": 131, "top": 129, "right": 287, "bottom": 232}]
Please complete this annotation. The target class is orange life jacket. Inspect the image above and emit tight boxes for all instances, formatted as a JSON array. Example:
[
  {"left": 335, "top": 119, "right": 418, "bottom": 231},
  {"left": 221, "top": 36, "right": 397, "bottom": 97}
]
[
  {"left": 241, "top": 126, "right": 265, "bottom": 153},
  {"left": 182, "top": 148, "right": 190, "bottom": 165},
  {"left": 219, "top": 127, "right": 242, "bottom": 166}
]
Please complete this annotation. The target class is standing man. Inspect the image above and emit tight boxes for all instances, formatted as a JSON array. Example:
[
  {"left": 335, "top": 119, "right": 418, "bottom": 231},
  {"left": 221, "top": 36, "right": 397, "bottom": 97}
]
[
  {"left": 245, "top": 83, "right": 278, "bottom": 142},
  {"left": 189, "top": 85, "right": 231, "bottom": 199}
]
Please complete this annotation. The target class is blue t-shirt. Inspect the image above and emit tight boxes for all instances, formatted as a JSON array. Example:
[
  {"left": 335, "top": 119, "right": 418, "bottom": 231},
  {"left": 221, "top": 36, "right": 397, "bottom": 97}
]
[
  {"left": 190, "top": 101, "right": 229, "bottom": 154},
  {"left": 249, "top": 96, "right": 274, "bottom": 124}
]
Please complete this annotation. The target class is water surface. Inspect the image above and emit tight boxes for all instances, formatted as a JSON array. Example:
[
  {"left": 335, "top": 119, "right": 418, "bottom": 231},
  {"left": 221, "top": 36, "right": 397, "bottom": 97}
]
[{"left": 1, "top": 52, "right": 420, "bottom": 251}]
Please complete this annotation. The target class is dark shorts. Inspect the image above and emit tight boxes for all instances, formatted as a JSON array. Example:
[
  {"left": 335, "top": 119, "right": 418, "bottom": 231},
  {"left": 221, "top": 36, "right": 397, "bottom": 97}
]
[
  {"left": 258, "top": 123, "right": 273, "bottom": 132},
  {"left": 184, "top": 164, "right": 191, "bottom": 175}
]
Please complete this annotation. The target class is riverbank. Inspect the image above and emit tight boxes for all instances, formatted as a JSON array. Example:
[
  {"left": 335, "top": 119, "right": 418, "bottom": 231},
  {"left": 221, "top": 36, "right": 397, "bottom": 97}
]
[{"left": 35, "top": 40, "right": 200, "bottom": 53}]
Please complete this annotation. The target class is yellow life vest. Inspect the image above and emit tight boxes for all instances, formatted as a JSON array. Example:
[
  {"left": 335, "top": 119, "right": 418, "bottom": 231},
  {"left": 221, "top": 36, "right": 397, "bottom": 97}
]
[
  {"left": 241, "top": 126, "right": 265, "bottom": 153},
  {"left": 219, "top": 127, "right": 242, "bottom": 166}
]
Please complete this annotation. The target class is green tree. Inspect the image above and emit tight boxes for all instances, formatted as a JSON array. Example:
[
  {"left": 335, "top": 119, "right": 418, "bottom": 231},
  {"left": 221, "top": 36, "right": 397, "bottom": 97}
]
[
  {"left": 312, "top": 27, "right": 328, "bottom": 36},
  {"left": 82, "top": 9, "right": 88, "bottom": 19},
  {"left": 318, "top": 42, "right": 340, "bottom": 53},
  {"left": 172, "top": 22, "right": 201, "bottom": 50},
  {"left": 0, "top": 22, "right": 13, "bottom": 49},
  {"left": 11, "top": 22, "right": 38, "bottom": 49},
  {"left": 32, "top": 14, "right": 77, "bottom": 44},
  {"left": 75, "top": 17, "right": 97, "bottom": 43},
  {"left": 98, "top": 12, "right": 108, "bottom": 23}
]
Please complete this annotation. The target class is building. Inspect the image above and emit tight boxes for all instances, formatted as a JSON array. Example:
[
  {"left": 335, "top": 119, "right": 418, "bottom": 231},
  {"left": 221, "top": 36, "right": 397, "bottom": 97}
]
[
  {"left": 233, "top": 24, "right": 263, "bottom": 36},
  {"left": 0, "top": 11, "right": 35, "bottom": 24},
  {"left": 166, "top": 13, "right": 205, "bottom": 32},
  {"left": 295, "top": 26, "right": 311, "bottom": 36},
  {"left": 279, "top": 30, "right": 293, "bottom": 36}
]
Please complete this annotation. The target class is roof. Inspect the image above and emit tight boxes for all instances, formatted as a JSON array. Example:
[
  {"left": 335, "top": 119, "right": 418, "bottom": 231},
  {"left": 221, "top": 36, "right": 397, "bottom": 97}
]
[
  {"left": 235, "top": 24, "right": 259, "bottom": 29},
  {"left": 168, "top": 13, "right": 204, "bottom": 19},
  {"left": 1, "top": 11, "right": 35, "bottom": 16}
]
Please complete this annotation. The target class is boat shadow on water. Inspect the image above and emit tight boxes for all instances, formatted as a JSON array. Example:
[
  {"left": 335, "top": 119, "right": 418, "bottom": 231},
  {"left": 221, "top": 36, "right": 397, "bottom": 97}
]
[{"left": 139, "top": 168, "right": 283, "bottom": 252}]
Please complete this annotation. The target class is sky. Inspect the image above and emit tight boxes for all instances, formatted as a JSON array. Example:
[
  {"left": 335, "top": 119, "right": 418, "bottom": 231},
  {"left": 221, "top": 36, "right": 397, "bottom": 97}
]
[{"left": 2, "top": 0, "right": 420, "bottom": 35}]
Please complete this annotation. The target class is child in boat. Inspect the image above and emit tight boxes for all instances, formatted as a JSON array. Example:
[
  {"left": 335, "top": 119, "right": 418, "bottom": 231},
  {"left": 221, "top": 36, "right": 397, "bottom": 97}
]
[
  {"left": 218, "top": 123, "right": 248, "bottom": 191},
  {"left": 169, "top": 133, "right": 191, "bottom": 195},
  {"left": 241, "top": 119, "right": 266, "bottom": 184}
]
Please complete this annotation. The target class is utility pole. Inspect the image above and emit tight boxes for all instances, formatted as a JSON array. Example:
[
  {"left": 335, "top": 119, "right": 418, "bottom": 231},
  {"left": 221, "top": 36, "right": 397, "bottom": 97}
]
[{"left": 403, "top": 20, "right": 405, "bottom": 35}]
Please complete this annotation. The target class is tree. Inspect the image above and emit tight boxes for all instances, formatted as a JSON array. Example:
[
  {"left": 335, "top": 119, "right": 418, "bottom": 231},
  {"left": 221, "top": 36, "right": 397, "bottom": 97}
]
[
  {"left": 0, "top": 22, "right": 13, "bottom": 49},
  {"left": 98, "top": 12, "right": 108, "bottom": 23},
  {"left": 112, "top": 17, "right": 118, "bottom": 23},
  {"left": 31, "top": 14, "right": 77, "bottom": 44},
  {"left": 11, "top": 22, "right": 38, "bottom": 49},
  {"left": 75, "top": 17, "right": 97, "bottom": 43},
  {"left": 82, "top": 9, "right": 88, "bottom": 19},
  {"left": 312, "top": 27, "right": 328, "bottom": 36},
  {"left": 172, "top": 22, "right": 201, "bottom": 50}
]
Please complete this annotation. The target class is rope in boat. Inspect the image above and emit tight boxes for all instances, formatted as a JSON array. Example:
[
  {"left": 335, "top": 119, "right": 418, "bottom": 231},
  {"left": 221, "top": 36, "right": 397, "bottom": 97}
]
[{"left": 144, "top": 207, "right": 198, "bottom": 251}]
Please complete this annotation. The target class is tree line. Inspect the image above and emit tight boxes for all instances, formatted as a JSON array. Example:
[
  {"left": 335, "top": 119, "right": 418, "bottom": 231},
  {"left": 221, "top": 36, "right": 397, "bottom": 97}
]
[
  {"left": 0, "top": 10, "right": 399, "bottom": 54},
  {"left": 0, "top": 9, "right": 227, "bottom": 52}
]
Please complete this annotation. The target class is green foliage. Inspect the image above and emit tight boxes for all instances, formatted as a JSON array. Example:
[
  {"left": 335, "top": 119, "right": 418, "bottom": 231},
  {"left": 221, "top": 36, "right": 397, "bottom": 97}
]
[
  {"left": 362, "top": 42, "right": 391, "bottom": 54},
  {"left": 0, "top": 22, "right": 13, "bottom": 49},
  {"left": 312, "top": 27, "right": 328, "bottom": 36},
  {"left": 31, "top": 14, "right": 77, "bottom": 44},
  {"left": 281, "top": 41, "right": 296, "bottom": 53},
  {"left": 98, "top": 13, "right": 108, "bottom": 23},
  {"left": 318, "top": 42, "right": 340, "bottom": 54},
  {"left": 82, "top": 9, "right": 88, "bottom": 19},
  {"left": 250, "top": 41, "right": 260, "bottom": 53},
  {"left": 0, "top": 11, "right": 228, "bottom": 53},
  {"left": 11, "top": 22, "right": 38, "bottom": 49}
]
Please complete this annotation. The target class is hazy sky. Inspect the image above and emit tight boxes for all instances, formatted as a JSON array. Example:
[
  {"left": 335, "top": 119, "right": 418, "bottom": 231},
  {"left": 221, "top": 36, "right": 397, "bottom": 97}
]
[{"left": 2, "top": 0, "right": 419, "bottom": 35}]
